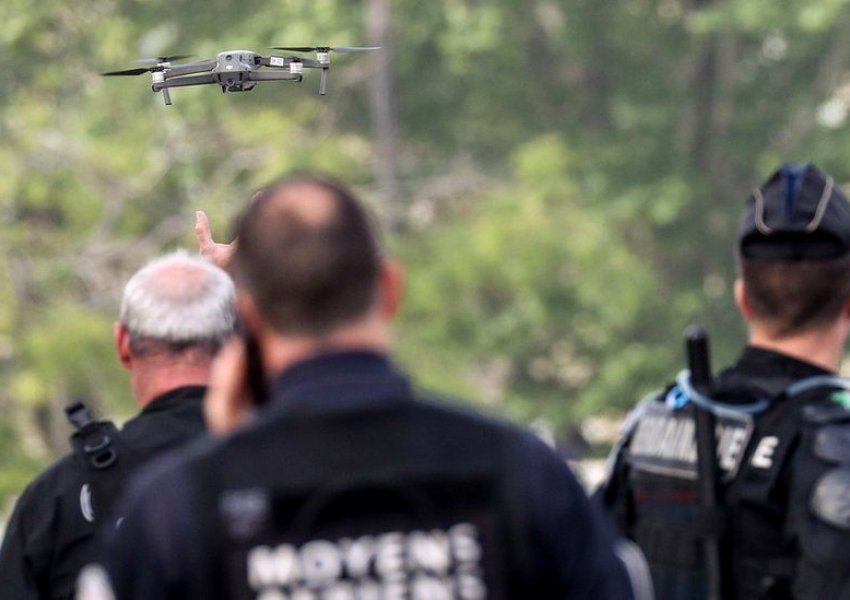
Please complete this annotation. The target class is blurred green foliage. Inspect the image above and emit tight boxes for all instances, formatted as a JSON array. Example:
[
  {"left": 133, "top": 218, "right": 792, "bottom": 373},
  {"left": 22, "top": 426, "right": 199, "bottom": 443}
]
[{"left": 4, "top": 0, "right": 850, "bottom": 508}]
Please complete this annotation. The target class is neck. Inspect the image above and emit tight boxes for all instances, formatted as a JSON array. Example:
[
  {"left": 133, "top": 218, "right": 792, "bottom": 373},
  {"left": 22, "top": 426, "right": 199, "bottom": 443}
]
[
  {"left": 259, "top": 315, "right": 391, "bottom": 380},
  {"left": 130, "top": 357, "right": 212, "bottom": 407},
  {"left": 748, "top": 324, "right": 847, "bottom": 373}
]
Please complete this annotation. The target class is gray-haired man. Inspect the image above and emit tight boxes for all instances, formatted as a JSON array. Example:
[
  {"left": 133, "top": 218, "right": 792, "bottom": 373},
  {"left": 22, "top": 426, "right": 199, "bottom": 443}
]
[{"left": 0, "top": 250, "right": 235, "bottom": 600}]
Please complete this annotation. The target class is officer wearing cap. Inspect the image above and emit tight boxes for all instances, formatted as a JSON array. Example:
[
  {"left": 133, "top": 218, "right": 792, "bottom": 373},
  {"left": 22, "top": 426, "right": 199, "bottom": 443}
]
[
  {"left": 600, "top": 163, "right": 850, "bottom": 598},
  {"left": 0, "top": 251, "right": 235, "bottom": 600},
  {"left": 95, "top": 175, "right": 652, "bottom": 600}
]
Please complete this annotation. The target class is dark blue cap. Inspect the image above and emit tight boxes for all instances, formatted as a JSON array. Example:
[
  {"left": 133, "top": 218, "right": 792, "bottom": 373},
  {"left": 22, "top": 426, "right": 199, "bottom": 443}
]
[{"left": 738, "top": 163, "right": 850, "bottom": 260}]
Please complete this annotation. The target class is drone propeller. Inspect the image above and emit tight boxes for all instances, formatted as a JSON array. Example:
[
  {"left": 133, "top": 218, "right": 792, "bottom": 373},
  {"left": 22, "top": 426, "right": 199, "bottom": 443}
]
[
  {"left": 102, "top": 55, "right": 197, "bottom": 77},
  {"left": 331, "top": 46, "right": 381, "bottom": 52},
  {"left": 102, "top": 68, "right": 155, "bottom": 76},
  {"left": 135, "top": 54, "right": 194, "bottom": 64},
  {"left": 271, "top": 46, "right": 380, "bottom": 53}
]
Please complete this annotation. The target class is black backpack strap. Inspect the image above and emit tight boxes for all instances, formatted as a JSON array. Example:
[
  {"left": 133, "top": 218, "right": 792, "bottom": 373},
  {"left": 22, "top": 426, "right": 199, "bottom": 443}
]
[{"left": 65, "top": 401, "right": 141, "bottom": 523}]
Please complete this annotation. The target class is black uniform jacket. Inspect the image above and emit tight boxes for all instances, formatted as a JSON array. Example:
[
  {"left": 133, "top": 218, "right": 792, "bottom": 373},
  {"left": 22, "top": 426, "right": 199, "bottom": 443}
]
[
  {"left": 0, "top": 385, "right": 207, "bottom": 600},
  {"left": 103, "top": 351, "right": 641, "bottom": 599},
  {"left": 603, "top": 345, "right": 850, "bottom": 599}
]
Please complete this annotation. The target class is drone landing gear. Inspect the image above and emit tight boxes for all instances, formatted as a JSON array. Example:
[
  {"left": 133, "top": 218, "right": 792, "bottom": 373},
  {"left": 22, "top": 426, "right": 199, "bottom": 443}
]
[{"left": 319, "top": 68, "right": 329, "bottom": 95}]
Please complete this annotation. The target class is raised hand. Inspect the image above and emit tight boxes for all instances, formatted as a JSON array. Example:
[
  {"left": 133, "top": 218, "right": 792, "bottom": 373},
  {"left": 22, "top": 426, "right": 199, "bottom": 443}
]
[{"left": 195, "top": 210, "right": 236, "bottom": 271}]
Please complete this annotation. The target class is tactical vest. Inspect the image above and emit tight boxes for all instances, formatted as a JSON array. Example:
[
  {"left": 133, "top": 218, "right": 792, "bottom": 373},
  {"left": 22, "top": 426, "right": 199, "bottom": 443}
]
[
  {"left": 611, "top": 373, "right": 850, "bottom": 599},
  {"left": 190, "top": 398, "right": 539, "bottom": 600}
]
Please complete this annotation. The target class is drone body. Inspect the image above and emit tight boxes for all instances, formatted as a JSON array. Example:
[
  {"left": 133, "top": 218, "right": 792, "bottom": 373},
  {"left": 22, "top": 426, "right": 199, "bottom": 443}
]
[
  {"left": 103, "top": 46, "right": 378, "bottom": 105},
  {"left": 211, "top": 50, "right": 263, "bottom": 92}
]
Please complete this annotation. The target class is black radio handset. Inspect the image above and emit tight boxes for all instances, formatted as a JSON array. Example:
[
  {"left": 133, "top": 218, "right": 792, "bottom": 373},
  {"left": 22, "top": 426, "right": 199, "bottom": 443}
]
[{"left": 239, "top": 321, "right": 269, "bottom": 406}]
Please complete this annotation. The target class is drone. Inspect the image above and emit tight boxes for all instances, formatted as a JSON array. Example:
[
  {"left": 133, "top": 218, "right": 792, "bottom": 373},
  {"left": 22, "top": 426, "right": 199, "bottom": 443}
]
[{"left": 102, "top": 46, "right": 379, "bottom": 105}]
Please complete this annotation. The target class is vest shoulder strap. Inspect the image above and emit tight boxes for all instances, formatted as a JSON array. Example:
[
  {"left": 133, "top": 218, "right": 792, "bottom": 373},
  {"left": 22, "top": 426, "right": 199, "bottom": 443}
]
[
  {"left": 65, "top": 401, "right": 142, "bottom": 523},
  {"left": 66, "top": 402, "right": 119, "bottom": 470}
]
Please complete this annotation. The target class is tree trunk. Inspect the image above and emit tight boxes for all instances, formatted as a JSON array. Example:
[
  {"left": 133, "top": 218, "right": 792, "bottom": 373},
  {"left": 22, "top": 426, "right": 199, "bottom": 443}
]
[{"left": 365, "top": 0, "right": 401, "bottom": 232}]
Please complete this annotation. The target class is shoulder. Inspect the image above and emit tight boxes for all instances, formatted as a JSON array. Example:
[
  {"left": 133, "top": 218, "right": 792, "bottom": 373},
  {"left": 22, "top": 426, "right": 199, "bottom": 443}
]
[
  {"left": 780, "top": 391, "right": 850, "bottom": 552},
  {"left": 16, "top": 453, "right": 83, "bottom": 507},
  {"left": 786, "top": 388, "right": 850, "bottom": 474},
  {"left": 409, "top": 394, "right": 582, "bottom": 486},
  {"left": 798, "top": 396, "right": 850, "bottom": 494},
  {"left": 120, "top": 394, "right": 206, "bottom": 446},
  {"left": 216, "top": 390, "right": 534, "bottom": 452},
  {"left": 123, "top": 433, "right": 214, "bottom": 497},
  {"left": 412, "top": 393, "right": 572, "bottom": 466},
  {"left": 3, "top": 453, "right": 85, "bottom": 551},
  {"left": 413, "top": 391, "right": 523, "bottom": 431},
  {"left": 800, "top": 390, "right": 850, "bottom": 426}
]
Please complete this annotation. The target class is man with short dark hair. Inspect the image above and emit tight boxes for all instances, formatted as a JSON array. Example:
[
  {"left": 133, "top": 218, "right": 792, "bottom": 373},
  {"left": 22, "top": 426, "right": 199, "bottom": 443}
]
[
  {"left": 738, "top": 256, "right": 850, "bottom": 338},
  {"left": 99, "top": 176, "right": 650, "bottom": 599},
  {"left": 600, "top": 163, "right": 850, "bottom": 598},
  {"left": 0, "top": 251, "right": 234, "bottom": 600}
]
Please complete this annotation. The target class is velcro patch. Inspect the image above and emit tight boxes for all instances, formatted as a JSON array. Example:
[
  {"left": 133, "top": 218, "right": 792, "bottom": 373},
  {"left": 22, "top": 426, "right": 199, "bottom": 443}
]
[
  {"left": 627, "top": 401, "right": 753, "bottom": 481},
  {"left": 811, "top": 467, "right": 850, "bottom": 530}
]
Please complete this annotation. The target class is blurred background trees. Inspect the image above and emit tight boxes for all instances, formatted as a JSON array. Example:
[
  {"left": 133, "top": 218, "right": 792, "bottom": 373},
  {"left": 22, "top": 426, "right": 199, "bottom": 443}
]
[{"left": 3, "top": 0, "right": 850, "bottom": 504}]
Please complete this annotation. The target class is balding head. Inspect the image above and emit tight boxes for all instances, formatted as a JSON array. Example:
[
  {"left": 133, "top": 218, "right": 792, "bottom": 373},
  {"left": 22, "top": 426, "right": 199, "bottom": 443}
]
[
  {"left": 120, "top": 250, "right": 236, "bottom": 356},
  {"left": 233, "top": 176, "right": 382, "bottom": 337},
  {"left": 263, "top": 180, "right": 339, "bottom": 227}
]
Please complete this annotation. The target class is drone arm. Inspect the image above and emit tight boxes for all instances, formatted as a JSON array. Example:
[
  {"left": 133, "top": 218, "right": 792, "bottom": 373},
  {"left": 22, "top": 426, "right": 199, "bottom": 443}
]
[
  {"left": 296, "top": 58, "right": 323, "bottom": 69},
  {"left": 162, "top": 60, "right": 217, "bottom": 78},
  {"left": 258, "top": 56, "right": 293, "bottom": 68},
  {"left": 153, "top": 74, "right": 218, "bottom": 90},
  {"left": 258, "top": 56, "right": 324, "bottom": 70}
]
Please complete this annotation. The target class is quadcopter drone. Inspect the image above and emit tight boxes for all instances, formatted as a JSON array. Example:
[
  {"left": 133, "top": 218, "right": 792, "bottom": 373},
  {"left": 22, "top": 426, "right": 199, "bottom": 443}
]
[{"left": 102, "top": 46, "right": 379, "bottom": 105}]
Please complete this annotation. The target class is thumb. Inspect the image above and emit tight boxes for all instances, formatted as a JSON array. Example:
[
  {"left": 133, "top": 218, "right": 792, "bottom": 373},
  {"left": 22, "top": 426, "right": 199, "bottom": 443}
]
[{"left": 195, "top": 211, "right": 214, "bottom": 250}]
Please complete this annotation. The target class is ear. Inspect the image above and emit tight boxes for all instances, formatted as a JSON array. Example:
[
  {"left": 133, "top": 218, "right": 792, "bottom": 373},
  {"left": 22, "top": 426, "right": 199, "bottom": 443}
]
[
  {"left": 114, "top": 322, "right": 133, "bottom": 370},
  {"left": 377, "top": 259, "right": 405, "bottom": 320},
  {"left": 734, "top": 279, "right": 753, "bottom": 321}
]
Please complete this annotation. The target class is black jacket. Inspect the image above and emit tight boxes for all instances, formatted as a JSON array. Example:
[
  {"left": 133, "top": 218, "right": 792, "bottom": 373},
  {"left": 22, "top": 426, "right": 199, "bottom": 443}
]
[
  {"left": 0, "top": 386, "right": 207, "bottom": 600},
  {"left": 103, "top": 352, "right": 643, "bottom": 599}
]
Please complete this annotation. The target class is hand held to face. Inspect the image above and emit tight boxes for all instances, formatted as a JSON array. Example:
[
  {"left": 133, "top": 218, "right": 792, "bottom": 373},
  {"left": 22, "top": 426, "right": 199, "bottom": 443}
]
[{"left": 204, "top": 338, "right": 255, "bottom": 435}]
